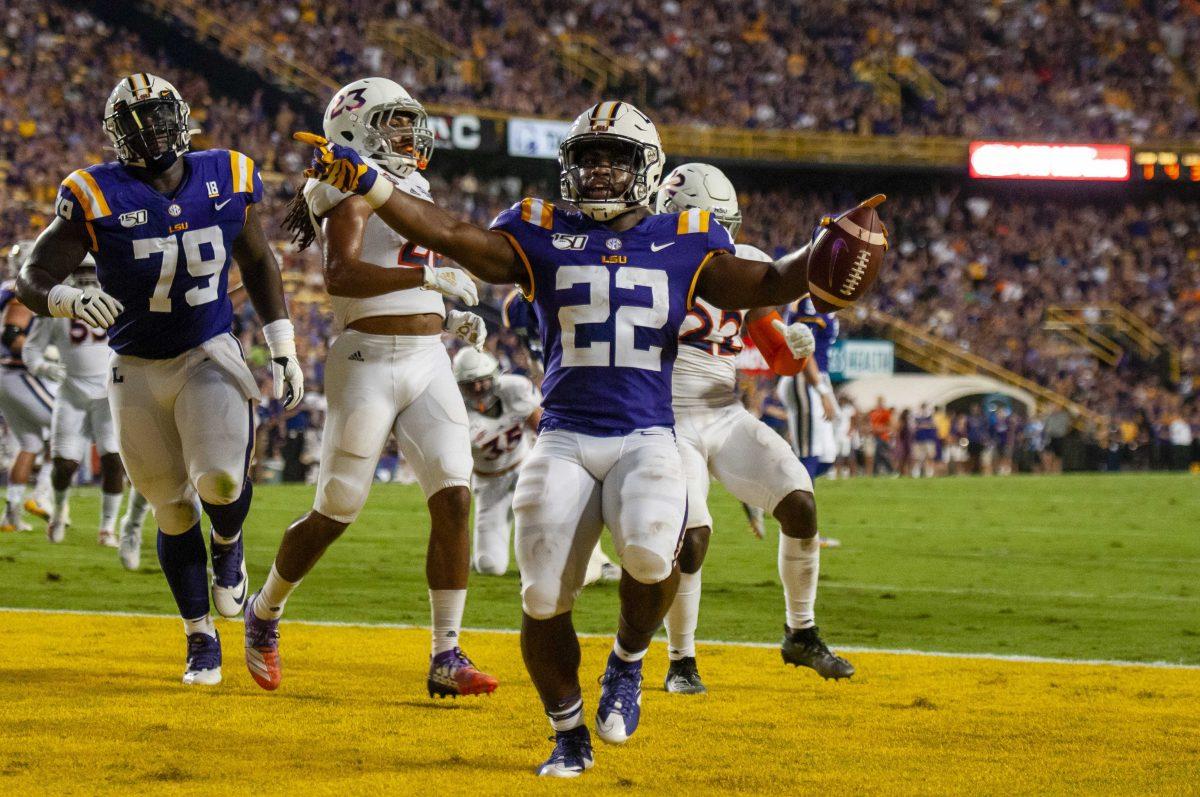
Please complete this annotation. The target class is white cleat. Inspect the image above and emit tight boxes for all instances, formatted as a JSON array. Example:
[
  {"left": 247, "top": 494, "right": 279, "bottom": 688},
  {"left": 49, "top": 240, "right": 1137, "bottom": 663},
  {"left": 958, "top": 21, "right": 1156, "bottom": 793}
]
[
  {"left": 97, "top": 528, "right": 119, "bottom": 548},
  {"left": 118, "top": 521, "right": 142, "bottom": 571},
  {"left": 182, "top": 631, "right": 222, "bottom": 685},
  {"left": 46, "top": 515, "right": 67, "bottom": 544},
  {"left": 597, "top": 562, "right": 620, "bottom": 583},
  {"left": 211, "top": 559, "right": 248, "bottom": 618}
]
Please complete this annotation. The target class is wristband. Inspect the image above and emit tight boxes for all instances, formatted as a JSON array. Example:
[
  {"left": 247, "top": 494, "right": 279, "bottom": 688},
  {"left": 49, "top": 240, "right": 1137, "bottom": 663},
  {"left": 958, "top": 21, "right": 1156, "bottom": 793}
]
[
  {"left": 262, "top": 318, "right": 297, "bottom": 358},
  {"left": 362, "top": 175, "right": 394, "bottom": 209},
  {"left": 47, "top": 284, "right": 82, "bottom": 318}
]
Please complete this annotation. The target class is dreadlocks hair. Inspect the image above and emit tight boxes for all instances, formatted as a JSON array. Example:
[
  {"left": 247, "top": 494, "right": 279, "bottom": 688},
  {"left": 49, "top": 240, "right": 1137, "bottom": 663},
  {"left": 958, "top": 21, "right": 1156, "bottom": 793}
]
[{"left": 282, "top": 185, "right": 317, "bottom": 251}]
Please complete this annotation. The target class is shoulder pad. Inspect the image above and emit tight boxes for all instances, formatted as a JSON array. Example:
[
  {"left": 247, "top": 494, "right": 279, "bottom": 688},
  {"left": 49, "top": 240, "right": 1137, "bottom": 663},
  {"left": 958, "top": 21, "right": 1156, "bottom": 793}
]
[
  {"left": 59, "top": 168, "right": 113, "bottom": 221},
  {"left": 675, "top": 208, "right": 712, "bottom": 235},
  {"left": 516, "top": 197, "right": 555, "bottom": 230}
]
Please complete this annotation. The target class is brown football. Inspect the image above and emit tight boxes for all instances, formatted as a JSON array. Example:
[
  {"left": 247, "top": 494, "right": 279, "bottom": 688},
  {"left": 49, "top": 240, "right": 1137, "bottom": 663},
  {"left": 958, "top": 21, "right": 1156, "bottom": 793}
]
[{"left": 807, "top": 194, "right": 887, "bottom": 313}]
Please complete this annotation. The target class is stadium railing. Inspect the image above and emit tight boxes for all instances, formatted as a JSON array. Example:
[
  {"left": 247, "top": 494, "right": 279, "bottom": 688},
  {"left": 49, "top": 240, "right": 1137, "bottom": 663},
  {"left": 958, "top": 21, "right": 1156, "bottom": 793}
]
[{"left": 867, "top": 307, "right": 1108, "bottom": 430}]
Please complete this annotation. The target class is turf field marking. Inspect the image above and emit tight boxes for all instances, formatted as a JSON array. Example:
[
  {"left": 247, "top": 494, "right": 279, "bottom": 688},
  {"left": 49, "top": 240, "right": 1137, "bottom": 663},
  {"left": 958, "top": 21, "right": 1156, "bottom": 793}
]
[
  {"left": 3, "top": 605, "right": 1197, "bottom": 670},
  {"left": 819, "top": 580, "right": 1199, "bottom": 604}
]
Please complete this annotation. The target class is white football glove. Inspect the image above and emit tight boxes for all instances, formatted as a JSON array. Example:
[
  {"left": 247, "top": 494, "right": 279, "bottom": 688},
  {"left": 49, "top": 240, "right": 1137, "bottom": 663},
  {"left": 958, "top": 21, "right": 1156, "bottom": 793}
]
[
  {"left": 47, "top": 285, "right": 124, "bottom": 330},
  {"left": 29, "top": 360, "right": 66, "bottom": 382},
  {"left": 446, "top": 309, "right": 486, "bottom": 351},
  {"left": 262, "top": 319, "right": 305, "bottom": 411},
  {"left": 422, "top": 264, "right": 478, "bottom": 306},
  {"left": 772, "top": 318, "right": 816, "bottom": 360}
]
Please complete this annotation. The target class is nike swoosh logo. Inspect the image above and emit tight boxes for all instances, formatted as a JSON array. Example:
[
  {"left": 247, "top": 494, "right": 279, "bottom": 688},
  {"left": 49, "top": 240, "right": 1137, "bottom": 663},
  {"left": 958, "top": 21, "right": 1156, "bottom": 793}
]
[
  {"left": 214, "top": 199, "right": 233, "bottom": 210},
  {"left": 650, "top": 241, "right": 675, "bottom": 252}
]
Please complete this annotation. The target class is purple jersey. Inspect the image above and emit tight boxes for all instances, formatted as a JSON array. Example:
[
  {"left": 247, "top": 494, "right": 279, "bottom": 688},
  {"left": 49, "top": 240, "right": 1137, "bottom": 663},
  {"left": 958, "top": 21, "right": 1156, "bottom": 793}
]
[
  {"left": 490, "top": 199, "right": 734, "bottom": 435},
  {"left": 788, "top": 297, "right": 839, "bottom": 373},
  {"left": 55, "top": 149, "right": 263, "bottom": 359}
]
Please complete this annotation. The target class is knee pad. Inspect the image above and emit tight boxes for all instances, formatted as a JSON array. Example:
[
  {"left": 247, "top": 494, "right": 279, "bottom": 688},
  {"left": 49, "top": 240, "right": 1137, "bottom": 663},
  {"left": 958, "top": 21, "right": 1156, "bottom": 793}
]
[
  {"left": 195, "top": 470, "right": 241, "bottom": 506},
  {"left": 520, "top": 580, "right": 574, "bottom": 621},
  {"left": 473, "top": 553, "right": 507, "bottom": 576},
  {"left": 156, "top": 500, "right": 201, "bottom": 535},
  {"left": 620, "top": 543, "right": 672, "bottom": 585}
]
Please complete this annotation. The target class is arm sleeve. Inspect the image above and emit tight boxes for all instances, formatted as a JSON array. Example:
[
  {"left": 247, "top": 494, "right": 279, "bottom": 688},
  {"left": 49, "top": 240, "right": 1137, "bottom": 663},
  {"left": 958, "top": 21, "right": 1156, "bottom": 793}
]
[{"left": 747, "top": 310, "right": 807, "bottom": 376}]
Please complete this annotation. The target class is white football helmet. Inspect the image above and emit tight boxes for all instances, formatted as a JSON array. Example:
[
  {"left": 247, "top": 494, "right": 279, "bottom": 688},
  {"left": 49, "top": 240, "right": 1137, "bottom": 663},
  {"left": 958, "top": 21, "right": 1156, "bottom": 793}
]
[
  {"left": 322, "top": 77, "right": 434, "bottom": 178},
  {"left": 655, "top": 163, "right": 742, "bottom": 239},
  {"left": 103, "top": 73, "right": 192, "bottom": 172},
  {"left": 452, "top": 348, "right": 500, "bottom": 412},
  {"left": 559, "top": 101, "right": 664, "bottom": 222}
]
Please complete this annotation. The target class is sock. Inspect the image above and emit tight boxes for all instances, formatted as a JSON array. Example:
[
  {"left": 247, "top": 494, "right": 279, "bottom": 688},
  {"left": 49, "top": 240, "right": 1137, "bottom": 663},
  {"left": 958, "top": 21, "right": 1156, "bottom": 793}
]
[
  {"left": 612, "top": 638, "right": 648, "bottom": 664},
  {"left": 202, "top": 479, "right": 252, "bottom": 542},
  {"left": 6, "top": 482, "right": 25, "bottom": 509},
  {"left": 100, "top": 491, "right": 121, "bottom": 531},
  {"left": 253, "top": 563, "right": 300, "bottom": 620},
  {"left": 779, "top": 534, "right": 820, "bottom": 631},
  {"left": 546, "top": 697, "right": 584, "bottom": 732},
  {"left": 665, "top": 569, "right": 701, "bottom": 661},
  {"left": 122, "top": 491, "right": 150, "bottom": 531},
  {"left": 34, "top": 463, "right": 52, "bottom": 502},
  {"left": 157, "top": 523, "right": 210, "bottom": 621},
  {"left": 52, "top": 488, "right": 69, "bottom": 521},
  {"left": 429, "top": 589, "right": 466, "bottom": 656},
  {"left": 183, "top": 614, "right": 216, "bottom": 639}
]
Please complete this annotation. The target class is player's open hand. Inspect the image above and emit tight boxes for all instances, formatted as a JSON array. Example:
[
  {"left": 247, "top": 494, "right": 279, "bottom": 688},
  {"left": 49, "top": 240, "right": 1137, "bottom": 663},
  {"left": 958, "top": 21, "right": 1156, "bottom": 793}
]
[
  {"left": 771, "top": 318, "right": 816, "bottom": 360},
  {"left": 446, "top": 309, "right": 487, "bottom": 351},
  {"left": 423, "top": 264, "right": 479, "bottom": 306},
  {"left": 294, "top": 132, "right": 390, "bottom": 207}
]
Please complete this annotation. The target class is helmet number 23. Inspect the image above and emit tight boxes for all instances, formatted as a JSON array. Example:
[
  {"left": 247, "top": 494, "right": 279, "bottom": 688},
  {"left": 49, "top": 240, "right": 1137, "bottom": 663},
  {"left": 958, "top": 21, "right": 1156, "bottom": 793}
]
[
  {"left": 557, "top": 265, "right": 668, "bottom": 371},
  {"left": 133, "top": 225, "right": 226, "bottom": 313}
]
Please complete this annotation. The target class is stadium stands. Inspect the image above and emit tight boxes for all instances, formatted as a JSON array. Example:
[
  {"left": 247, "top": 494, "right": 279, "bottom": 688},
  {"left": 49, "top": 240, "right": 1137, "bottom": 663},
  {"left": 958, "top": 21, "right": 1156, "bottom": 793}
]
[{"left": 2, "top": 0, "right": 1198, "bottom": 475}]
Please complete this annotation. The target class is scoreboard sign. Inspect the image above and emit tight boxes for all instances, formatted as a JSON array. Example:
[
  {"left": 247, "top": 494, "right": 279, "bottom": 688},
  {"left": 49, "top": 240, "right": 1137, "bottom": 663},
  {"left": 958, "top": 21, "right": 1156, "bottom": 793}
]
[
  {"left": 969, "top": 142, "right": 1130, "bottom": 181},
  {"left": 1132, "top": 149, "right": 1200, "bottom": 182}
]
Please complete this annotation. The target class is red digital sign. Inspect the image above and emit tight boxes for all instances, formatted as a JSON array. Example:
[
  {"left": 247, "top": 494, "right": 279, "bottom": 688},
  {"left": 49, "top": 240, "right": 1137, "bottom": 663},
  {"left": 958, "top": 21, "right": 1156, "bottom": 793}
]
[{"left": 969, "top": 142, "right": 1131, "bottom": 181}]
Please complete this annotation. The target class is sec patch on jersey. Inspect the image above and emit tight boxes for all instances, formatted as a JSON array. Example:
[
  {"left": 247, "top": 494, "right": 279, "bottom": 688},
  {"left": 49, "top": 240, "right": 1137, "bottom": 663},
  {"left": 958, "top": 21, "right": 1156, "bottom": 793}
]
[{"left": 807, "top": 194, "right": 888, "bottom": 313}]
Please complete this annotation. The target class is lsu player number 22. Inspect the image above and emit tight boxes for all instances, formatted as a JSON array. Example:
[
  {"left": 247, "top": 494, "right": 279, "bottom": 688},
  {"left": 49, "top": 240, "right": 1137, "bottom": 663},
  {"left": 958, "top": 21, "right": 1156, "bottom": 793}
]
[
  {"left": 298, "top": 99, "right": 884, "bottom": 777},
  {"left": 18, "top": 73, "right": 304, "bottom": 687}
]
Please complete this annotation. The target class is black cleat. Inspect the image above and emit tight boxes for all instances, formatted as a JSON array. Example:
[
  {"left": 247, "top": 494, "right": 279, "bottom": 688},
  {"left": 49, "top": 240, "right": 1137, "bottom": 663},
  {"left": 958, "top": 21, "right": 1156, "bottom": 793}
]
[
  {"left": 664, "top": 657, "right": 707, "bottom": 694},
  {"left": 781, "top": 625, "right": 855, "bottom": 680}
]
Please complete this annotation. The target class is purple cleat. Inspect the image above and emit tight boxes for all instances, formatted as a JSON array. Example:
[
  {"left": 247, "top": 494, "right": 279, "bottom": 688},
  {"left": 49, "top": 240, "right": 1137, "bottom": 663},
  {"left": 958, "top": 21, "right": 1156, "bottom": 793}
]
[
  {"left": 427, "top": 647, "right": 499, "bottom": 698},
  {"left": 243, "top": 591, "right": 281, "bottom": 691}
]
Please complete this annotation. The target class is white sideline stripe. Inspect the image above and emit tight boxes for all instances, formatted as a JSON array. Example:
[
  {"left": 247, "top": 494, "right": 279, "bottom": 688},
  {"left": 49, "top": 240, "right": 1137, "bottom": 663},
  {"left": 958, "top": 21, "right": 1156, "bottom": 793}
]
[{"left": 2, "top": 606, "right": 1198, "bottom": 671}]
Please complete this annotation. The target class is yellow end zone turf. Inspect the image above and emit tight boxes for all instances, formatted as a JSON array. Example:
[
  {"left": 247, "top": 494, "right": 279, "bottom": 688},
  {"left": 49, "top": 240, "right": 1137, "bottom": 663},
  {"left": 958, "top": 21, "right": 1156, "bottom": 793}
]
[{"left": 0, "top": 611, "right": 1197, "bottom": 795}]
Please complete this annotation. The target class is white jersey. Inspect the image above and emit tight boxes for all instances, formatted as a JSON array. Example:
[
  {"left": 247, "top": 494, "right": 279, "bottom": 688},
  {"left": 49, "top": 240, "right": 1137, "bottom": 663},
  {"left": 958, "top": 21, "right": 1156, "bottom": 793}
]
[
  {"left": 467, "top": 374, "right": 540, "bottom": 474},
  {"left": 672, "top": 243, "right": 772, "bottom": 409},
  {"left": 304, "top": 171, "right": 446, "bottom": 329},
  {"left": 23, "top": 317, "right": 110, "bottom": 401}
]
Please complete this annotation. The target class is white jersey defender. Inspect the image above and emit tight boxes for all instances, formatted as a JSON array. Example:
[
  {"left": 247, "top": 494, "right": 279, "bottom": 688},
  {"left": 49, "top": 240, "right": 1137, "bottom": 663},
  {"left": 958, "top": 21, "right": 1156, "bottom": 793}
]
[{"left": 23, "top": 315, "right": 116, "bottom": 462}]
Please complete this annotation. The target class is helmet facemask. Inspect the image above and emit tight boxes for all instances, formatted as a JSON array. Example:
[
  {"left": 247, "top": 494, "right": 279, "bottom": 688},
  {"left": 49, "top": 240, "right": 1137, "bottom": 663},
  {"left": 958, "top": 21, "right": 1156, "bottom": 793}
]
[
  {"left": 104, "top": 95, "right": 190, "bottom": 173},
  {"left": 359, "top": 100, "right": 434, "bottom": 178},
  {"left": 560, "top": 135, "right": 660, "bottom": 222},
  {"left": 458, "top": 374, "right": 498, "bottom": 414}
]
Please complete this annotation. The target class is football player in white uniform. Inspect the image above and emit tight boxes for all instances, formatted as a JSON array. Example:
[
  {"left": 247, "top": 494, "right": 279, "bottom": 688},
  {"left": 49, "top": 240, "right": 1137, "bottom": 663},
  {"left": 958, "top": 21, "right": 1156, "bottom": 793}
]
[
  {"left": 245, "top": 78, "right": 497, "bottom": 698},
  {"left": 453, "top": 347, "right": 618, "bottom": 583},
  {"left": 655, "top": 164, "right": 855, "bottom": 694},
  {"left": 23, "top": 257, "right": 150, "bottom": 561},
  {"left": 0, "top": 242, "right": 56, "bottom": 532}
]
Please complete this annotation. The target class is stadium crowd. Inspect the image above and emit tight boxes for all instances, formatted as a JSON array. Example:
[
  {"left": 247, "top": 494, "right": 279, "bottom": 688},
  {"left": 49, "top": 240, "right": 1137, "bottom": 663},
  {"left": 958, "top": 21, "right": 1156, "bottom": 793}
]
[
  {"left": 195, "top": 0, "right": 1200, "bottom": 139},
  {"left": 2, "top": 0, "right": 1198, "bottom": 480}
]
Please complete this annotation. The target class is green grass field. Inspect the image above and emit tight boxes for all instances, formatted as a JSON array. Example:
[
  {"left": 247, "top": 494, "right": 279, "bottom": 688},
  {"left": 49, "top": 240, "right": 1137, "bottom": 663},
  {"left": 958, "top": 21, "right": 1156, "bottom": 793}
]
[{"left": 2, "top": 473, "right": 1198, "bottom": 664}]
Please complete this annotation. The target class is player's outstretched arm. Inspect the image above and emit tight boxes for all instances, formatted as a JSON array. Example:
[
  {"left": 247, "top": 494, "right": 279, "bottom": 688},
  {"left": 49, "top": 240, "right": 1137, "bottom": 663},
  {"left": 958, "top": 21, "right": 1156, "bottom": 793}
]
[
  {"left": 694, "top": 243, "right": 813, "bottom": 311},
  {"left": 294, "top": 132, "right": 525, "bottom": 289},
  {"left": 233, "top": 204, "right": 304, "bottom": 409}
]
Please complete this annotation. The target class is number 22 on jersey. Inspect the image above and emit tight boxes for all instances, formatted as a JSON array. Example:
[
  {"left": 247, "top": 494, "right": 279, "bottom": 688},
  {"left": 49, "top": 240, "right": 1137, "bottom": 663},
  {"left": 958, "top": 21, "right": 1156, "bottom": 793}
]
[
  {"left": 557, "top": 265, "right": 669, "bottom": 371},
  {"left": 132, "top": 225, "right": 225, "bottom": 313}
]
